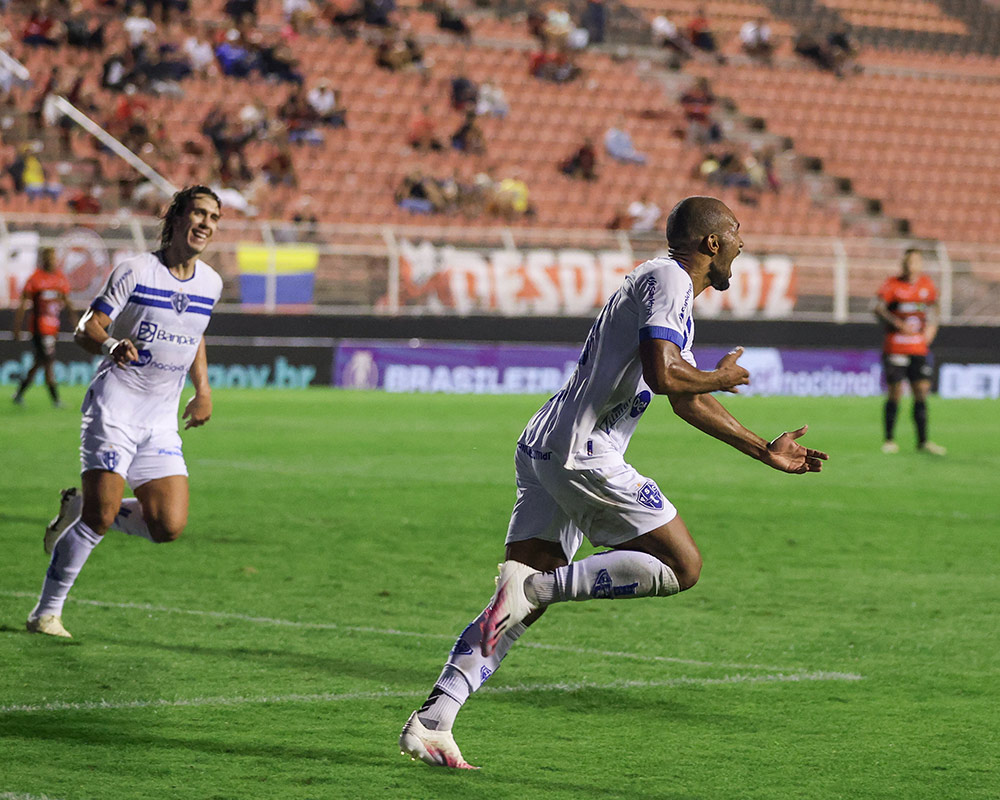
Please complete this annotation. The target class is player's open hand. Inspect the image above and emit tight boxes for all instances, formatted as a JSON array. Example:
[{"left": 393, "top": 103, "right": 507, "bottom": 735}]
[
  {"left": 714, "top": 346, "right": 750, "bottom": 393},
  {"left": 183, "top": 393, "right": 212, "bottom": 429},
  {"left": 762, "top": 425, "right": 828, "bottom": 474}
]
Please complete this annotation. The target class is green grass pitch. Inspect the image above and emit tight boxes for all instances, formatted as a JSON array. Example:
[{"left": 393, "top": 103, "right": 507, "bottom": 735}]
[{"left": 1, "top": 388, "right": 998, "bottom": 800}]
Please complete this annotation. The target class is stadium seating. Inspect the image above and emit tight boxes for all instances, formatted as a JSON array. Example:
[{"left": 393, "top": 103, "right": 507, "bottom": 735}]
[{"left": 1, "top": 0, "right": 999, "bottom": 244}]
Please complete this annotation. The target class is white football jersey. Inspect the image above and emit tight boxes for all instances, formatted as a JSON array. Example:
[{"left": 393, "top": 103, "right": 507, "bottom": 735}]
[
  {"left": 521, "top": 257, "right": 697, "bottom": 468},
  {"left": 83, "top": 252, "right": 222, "bottom": 429}
]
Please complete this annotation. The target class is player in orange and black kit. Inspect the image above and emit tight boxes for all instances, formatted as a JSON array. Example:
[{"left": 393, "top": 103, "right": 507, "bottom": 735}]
[
  {"left": 12, "top": 247, "right": 78, "bottom": 407},
  {"left": 874, "top": 248, "right": 946, "bottom": 455}
]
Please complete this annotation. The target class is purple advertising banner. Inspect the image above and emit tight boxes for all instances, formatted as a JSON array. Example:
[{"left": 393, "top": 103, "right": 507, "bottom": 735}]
[{"left": 334, "top": 340, "right": 886, "bottom": 397}]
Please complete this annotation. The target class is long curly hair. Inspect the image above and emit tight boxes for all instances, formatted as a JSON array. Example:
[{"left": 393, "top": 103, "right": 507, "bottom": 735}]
[{"left": 159, "top": 185, "right": 222, "bottom": 250}]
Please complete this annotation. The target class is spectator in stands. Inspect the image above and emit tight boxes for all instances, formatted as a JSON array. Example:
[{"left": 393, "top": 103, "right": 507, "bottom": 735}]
[
  {"left": 215, "top": 29, "right": 255, "bottom": 77},
  {"left": 65, "top": 2, "right": 106, "bottom": 50},
  {"left": 542, "top": 3, "right": 573, "bottom": 49},
  {"left": 307, "top": 80, "right": 347, "bottom": 127},
  {"left": 581, "top": 0, "right": 606, "bottom": 45},
  {"left": 321, "top": 0, "right": 364, "bottom": 39},
  {"left": 18, "top": 144, "right": 62, "bottom": 202},
  {"left": 529, "top": 47, "right": 580, "bottom": 83},
  {"left": 101, "top": 49, "right": 132, "bottom": 92},
  {"left": 476, "top": 83, "right": 509, "bottom": 118},
  {"left": 396, "top": 168, "right": 446, "bottom": 214},
  {"left": 433, "top": 0, "right": 471, "bottom": 37},
  {"left": 407, "top": 104, "right": 444, "bottom": 151},
  {"left": 262, "top": 140, "right": 298, "bottom": 187},
  {"left": 451, "top": 109, "right": 487, "bottom": 155},
  {"left": 256, "top": 33, "right": 304, "bottom": 84},
  {"left": 22, "top": 3, "right": 63, "bottom": 48},
  {"left": 740, "top": 17, "right": 773, "bottom": 64},
  {"left": 279, "top": 86, "right": 323, "bottom": 144},
  {"left": 627, "top": 194, "right": 661, "bottom": 233},
  {"left": 364, "top": 0, "right": 397, "bottom": 27},
  {"left": 490, "top": 172, "right": 532, "bottom": 220},
  {"left": 225, "top": 0, "right": 258, "bottom": 23},
  {"left": 184, "top": 33, "right": 217, "bottom": 78},
  {"left": 687, "top": 7, "right": 717, "bottom": 54},
  {"left": 604, "top": 118, "right": 647, "bottom": 165},
  {"left": 375, "top": 29, "right": 423, "bottom": 72},
  {"left": 651, "top": 15, "right": 693, "bottom": 64},
  {"left": 68, "top": 185, "right": 103, "bottom": 215},
  {"left": 560, "top": 138, "right": 598, "bottom": 180},
  {"left": 284, "top": 0, "right": 316, "bottom": 25},
  {"left": 450, "top": 69, "right": 479, "bottom": 111},
  {"left": 827, "top": 22, "right": 860, "bottom": 75},
  {"left": 526, "top": 3, "right": 547, "bottom": 43},
  {"left": 680, "top": 77, "right": 721, "bottom": 144},
  {"left": 124, "top": 4, "right": 157, "bottom": 55}
]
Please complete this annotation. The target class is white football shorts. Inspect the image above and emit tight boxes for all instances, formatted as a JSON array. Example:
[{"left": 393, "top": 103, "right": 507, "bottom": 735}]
[
  {"left": 505, "top": 441, "right": 677, "bottom": 562},
  {"left": 80, "top": 412, "right": 188, "bottom": 488}
]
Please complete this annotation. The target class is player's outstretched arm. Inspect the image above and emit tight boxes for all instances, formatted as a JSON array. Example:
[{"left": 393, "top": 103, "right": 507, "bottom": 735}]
[
  {"left": 183, "top": 337, "right": 212, "bottom": 430},
  {"left": 640, "top": 339, "right": 749, "bottom": 395},
  {"left": 667, "top": 393, "right": 828, "bottom": 474},
  {"left": 74, "top": 308, "right": 138, "bottom": 367}
]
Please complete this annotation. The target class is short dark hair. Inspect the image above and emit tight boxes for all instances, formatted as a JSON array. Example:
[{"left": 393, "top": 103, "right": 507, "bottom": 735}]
[
  {"left": 903, "top": 247, "right": 922, "bottom": 260},
  {"left": 665, "top": 196, "right": 733, "bottom": 250},
  {"left": 159, "top": 185, "right": 221, "bottom": 250}
]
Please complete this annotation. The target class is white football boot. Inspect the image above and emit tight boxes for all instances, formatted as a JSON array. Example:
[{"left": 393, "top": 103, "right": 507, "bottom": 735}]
[
  {"left": 479, "top": 559, "right": 540, "bottom": 657},
  {"left": 880, "top": 441, "right": 900, "bottom": 454},
  {"left": 919, "top": 441, "right": 947, "bottom": 456},
  {"left": 399, "top": 711, "right": 478, "bottom": 769},
  {"left": 44, "top": 487, "right": 83, "bottom": 555},
  {"left": 26, "top": 614, "right": 72, "bottom": 639}
]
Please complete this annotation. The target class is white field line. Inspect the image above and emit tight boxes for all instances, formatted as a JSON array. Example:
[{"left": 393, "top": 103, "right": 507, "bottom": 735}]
[
  {"left": 1, "top": 794, "right": 69, "bottom": 800},
  {"left": 0, "top": 671, "right": 862, "bottom": 716},
  {"left": 1, "top": 591, "right": 797, "bottom": 672}
]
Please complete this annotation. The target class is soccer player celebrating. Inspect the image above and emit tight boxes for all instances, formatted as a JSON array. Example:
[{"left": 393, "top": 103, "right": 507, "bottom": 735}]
[
  {"left": 11, "top": 247, "right": 78, "bottom": 407},
  {"left": 26, "top": 186, "right": 224, "bottom": 639},
  {"left": 874, "top": 248, "right": 946, "bottom": 455},
  {"left": 399, "top": 196, "right": 829, "bottom": 769}
]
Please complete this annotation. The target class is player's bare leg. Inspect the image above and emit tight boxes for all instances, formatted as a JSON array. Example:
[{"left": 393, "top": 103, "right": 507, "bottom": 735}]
[
  {"left": 912, "top": 378, "right": 945, "bottom": 455},
  {"left": 130, "top": 475, "right": 190, "bottom": 542},
  {"left": 28, "top": 470, "right": 124, "bottom": 638}
]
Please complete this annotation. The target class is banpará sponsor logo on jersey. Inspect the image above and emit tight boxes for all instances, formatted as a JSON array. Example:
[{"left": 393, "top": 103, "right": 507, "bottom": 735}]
[
  {"left": 599, "top": 390, "right": 652, "bottom": 432},
  {"left": 136, "top": 321, "right": 199, "bottom": 347}
]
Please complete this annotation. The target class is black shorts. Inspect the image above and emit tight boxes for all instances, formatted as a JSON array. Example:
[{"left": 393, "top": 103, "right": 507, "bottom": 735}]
[
  {"left": 882, "top": 352, "right": 933, "bottom": 385},
  {"left": 32, "top": 333, "right": 57, "bottom": 361}
]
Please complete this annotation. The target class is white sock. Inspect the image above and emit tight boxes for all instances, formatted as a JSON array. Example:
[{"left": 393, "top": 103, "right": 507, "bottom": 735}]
[
  {"left": 31, "top": 519, "right": 102, "bottom": 618},
  {"left": 526, "top": 550, "right": 679, "bottom": 605},
  {"left": 110, "top": 498, "right": 155, "bottom": 541},
  {"left": 418, "top": 612, "right": 529, "bottom": 731}
]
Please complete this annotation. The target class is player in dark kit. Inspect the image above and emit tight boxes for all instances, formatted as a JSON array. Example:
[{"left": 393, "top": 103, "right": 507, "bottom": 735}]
[
  {"left": 12, "top": 247, "right": 78, "bottom": 407},
  {"left": 874, "top": 248, "right": 945, "bottom": 455}
]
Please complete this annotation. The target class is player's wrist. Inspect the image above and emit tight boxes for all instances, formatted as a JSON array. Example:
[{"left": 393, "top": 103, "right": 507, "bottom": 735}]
[{"left": 101, "top": 337, "right": 121, "bottom": 356}]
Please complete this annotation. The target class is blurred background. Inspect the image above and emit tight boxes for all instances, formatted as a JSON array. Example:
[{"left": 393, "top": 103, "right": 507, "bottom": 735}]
[{"left": 1, "top": 0, "right": 998, "bottom": 400}]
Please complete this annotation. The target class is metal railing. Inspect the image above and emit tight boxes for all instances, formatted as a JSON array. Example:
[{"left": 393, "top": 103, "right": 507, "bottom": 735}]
[{"left": 1, "top": 213, "right": 998, "bottom": 324}]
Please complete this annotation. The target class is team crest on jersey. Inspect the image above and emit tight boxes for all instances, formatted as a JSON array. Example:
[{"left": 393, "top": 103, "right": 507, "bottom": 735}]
[
  {"left": 451, "top": 639, "right": 474, "bottom": 656},
  {"left": 480, "top": 666, "right": 492, "bottom": 683},
  {"left": 636, "top": 481, "right": 663, "bottom": 510},
  {"left": 591, "top": 568, "right": 613, "bottom": 599},
  {"left": 170, "top": 292, "right": 190, "bottom": 314},
  {"left": 100, "top": 448, "right": 120, "bottom": 471}
]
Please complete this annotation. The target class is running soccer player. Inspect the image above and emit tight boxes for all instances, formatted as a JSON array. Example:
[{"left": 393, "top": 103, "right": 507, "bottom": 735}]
[
  {"left": 875, "top": 248, "right": 946, "bottom": 455},
  {"left": 26, "top": 186, "right": 224, "bottom": 639},
  {"left": 11, "top": 247, "right": 78, "bottom": 407},
  {"left": 399, "top": 196, "right": 829, "bottom": 769}
]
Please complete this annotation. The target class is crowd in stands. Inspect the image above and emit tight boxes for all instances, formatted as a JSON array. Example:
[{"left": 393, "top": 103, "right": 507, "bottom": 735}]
[{"left": 0, "top": 0, "right": 871, "bottom": 228}]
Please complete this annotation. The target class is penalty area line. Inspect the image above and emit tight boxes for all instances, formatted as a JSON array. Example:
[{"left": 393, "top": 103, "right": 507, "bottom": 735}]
[
  {"left": 0, "top": 671, "right": 863, "bottom": 715},
  {"left": 1, "top": 590, "right": 796, "bottom": 673},
  {"left": 1, "top": 794, "right": 69, "bottom": 800}
]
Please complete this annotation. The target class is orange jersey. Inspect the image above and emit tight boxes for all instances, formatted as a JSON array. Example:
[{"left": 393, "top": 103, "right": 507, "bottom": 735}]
[
  {"left": 22, "top": 269, "right": 71, "bottom": 336},
  {"left": 877, "top": 274, "right": 937, "bottom": 356}
]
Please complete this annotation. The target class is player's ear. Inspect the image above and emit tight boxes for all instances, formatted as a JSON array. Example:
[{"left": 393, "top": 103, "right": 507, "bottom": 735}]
[{"left": 703, "top": 233, "right": 720, "bottom": 255}]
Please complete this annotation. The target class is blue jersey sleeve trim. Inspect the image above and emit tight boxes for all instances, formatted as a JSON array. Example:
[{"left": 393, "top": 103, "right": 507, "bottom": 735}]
[
  {"left": 91, "top": 299, "right": 114, "bottom": 316},
  {"left": 639, "top": 326, "right": 684, "bottom": 347}
]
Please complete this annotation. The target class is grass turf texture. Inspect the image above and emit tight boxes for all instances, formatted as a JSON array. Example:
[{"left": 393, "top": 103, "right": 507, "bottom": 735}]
[{"left": 1, "top": 388, "right": 997, "bottom": 800}]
